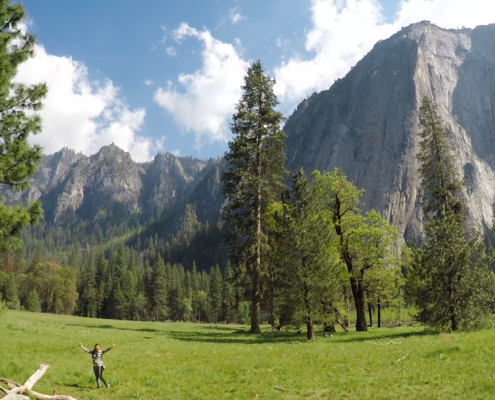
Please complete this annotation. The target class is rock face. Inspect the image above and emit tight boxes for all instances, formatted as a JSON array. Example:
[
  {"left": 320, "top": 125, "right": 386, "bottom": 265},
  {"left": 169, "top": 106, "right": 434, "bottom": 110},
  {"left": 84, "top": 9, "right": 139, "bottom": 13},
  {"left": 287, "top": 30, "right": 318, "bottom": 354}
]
[
  {"left": 283, "top": 21, "right": 495, "bottom": 240},
  {"left": 4, "top": 22, "right": 495, "bottom": 243},
  {"left": 1, "top": 144, "right": 208, "bottom": 225}
]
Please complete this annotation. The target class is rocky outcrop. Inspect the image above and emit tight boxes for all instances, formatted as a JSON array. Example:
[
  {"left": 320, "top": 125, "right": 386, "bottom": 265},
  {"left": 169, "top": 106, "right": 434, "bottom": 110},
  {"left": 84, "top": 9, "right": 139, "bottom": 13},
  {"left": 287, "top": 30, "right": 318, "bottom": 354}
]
[
  {"left": 284, "top": 21, "right": 495, "bottom": 240},
  {"left": 1, "top": 144, "right": 209, "bottom": 225}
]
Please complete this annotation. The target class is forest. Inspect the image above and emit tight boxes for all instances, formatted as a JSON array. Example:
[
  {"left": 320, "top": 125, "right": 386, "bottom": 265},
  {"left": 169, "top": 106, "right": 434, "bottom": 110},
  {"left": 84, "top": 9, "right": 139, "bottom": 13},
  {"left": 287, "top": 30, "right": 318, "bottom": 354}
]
[{"left": 1, "top": 1, "right": 495, "bottom": 342}]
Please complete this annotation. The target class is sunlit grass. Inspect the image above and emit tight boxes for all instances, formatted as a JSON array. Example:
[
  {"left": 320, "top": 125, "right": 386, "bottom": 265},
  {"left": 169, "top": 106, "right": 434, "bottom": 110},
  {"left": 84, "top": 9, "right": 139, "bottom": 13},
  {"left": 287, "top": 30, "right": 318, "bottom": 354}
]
[{"left": 2, "top": 311, "right": 495, "bottom": 399}]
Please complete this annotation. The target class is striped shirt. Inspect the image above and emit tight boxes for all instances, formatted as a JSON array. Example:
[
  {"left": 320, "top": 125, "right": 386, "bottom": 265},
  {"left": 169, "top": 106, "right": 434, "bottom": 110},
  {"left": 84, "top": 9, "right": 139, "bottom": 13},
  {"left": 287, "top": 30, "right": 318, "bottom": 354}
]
[{"left": 82, "top": 346, "right": 113, "bottom": 367}]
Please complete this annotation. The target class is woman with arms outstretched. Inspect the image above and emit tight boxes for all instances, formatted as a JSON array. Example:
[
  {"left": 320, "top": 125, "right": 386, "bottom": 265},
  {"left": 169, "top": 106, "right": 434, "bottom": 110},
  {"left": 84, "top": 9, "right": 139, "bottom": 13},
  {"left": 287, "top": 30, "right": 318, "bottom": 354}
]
[{"left": 79, "top": 342, "right": 115, "bottom": 389}]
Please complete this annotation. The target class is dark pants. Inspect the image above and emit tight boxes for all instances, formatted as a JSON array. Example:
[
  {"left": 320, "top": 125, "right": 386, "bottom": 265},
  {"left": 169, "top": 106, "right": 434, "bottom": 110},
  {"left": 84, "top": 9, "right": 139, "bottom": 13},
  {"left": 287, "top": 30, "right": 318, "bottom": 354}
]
[{"left": 93, "top": 365, "right": 108, "bottom": 388}]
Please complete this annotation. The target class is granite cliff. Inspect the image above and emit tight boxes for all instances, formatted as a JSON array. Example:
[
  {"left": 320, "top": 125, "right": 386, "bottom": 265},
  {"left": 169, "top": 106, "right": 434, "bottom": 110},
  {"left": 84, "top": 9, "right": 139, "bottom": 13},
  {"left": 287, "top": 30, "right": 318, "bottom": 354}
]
[
  {"left": 5, "top": 21, "right": 495, "bottom": 244},
  {"left": 284, "top": 21, "right": 495, "bottom": 240}
]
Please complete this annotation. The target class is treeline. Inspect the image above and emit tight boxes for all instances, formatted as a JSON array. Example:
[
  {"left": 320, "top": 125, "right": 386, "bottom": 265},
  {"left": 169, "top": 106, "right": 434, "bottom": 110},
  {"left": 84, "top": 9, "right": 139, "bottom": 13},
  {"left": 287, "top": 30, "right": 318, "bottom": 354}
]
[
  {"left": 1, "top": 54, "right": 495, "bottom": 340},
  {"left": 0, "top": 244, "right": 247, "bottom": 323}
]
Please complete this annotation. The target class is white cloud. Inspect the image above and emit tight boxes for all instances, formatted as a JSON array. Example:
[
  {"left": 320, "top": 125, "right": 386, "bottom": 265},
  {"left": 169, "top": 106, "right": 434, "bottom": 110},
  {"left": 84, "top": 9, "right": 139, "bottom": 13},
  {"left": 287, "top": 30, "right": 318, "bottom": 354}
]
[
  {"left": 144, "top": 79, "right": 155, "bottom": 86},
  {"left": 154, "top": 23, "right": 249, "bottom": 144},
  {"left": 229, "top": 7, "right": 246, "bottom": 24},
  {"left": 166, "top": 46, "right": 177, "bottom": 56},
  {"left": 153, "top": 0, "right": 495, "bottom": 147},
  {"left": 274, "top": 0, "right": 495, "bottom": 107},
  {"left": 15, "top": 44, "right": 155, "bottom": 161}
]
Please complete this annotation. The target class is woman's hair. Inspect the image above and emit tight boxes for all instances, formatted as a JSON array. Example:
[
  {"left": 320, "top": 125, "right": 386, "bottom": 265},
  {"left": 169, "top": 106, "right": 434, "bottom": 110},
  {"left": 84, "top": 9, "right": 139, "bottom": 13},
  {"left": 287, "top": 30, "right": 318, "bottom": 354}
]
[{"left": 94, "top": 343, "right": 99, "bottom": 349}]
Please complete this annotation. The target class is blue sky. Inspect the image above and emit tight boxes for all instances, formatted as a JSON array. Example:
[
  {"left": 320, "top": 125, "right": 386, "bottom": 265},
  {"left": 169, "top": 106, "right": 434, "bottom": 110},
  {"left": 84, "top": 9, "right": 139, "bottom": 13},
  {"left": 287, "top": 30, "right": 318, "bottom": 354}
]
[{"left": 18, "top": 0, "right": 495, "bottom": 161}]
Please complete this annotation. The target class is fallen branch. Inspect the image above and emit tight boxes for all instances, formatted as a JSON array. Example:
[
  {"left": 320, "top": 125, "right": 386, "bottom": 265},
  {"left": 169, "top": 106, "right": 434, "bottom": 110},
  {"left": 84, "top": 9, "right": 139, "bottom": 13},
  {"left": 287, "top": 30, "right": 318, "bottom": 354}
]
[
  {"left": 371, "top": 338, "right": 402, "bottom": 346},
  {"left": 395, "top": 354, "right": 409, "bottom": 362},
  {"left": 0, "top": 364, "right": 79, "bottom": 400}
]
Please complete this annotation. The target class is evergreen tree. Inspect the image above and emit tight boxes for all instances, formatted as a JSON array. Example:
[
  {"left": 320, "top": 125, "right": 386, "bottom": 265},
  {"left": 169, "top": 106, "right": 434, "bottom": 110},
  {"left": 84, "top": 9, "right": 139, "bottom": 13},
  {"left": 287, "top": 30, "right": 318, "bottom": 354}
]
[
  {"left": 208, "top": 264, "right": 223, "bottom": 323},
  {"left": 25, "top": 289, "right": 40, "bottom": 312},
  {"left": 153, "top": 256, "right": 168, "bottom": 321},
  {"left": 221, "top": 61, "right": 287, "bottom": 333},
  {"left": 222, "top": 261, "right": 237, "bottom": 323},
  {"left": 277, "top": 170, "right": 342, "bottom": 339},
  {"left": 0, "top": 0, "right": 47, "bottom": 250},
  {"left": 4, "top": 272, "right": 19, "bottom": 309},
  {"left": 408, "top": 96, "right": 495, "bottom": 331},
  {"left": 417, "top": 96, "right": 464, "bottom": 217}
]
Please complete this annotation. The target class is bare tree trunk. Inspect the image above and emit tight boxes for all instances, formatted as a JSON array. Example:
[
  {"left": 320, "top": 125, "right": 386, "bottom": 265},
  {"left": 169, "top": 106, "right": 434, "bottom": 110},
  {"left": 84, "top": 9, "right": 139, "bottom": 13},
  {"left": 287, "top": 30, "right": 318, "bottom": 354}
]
[
  {"left": 250, "top": 266, "right": 261, "bottom": 333},
  {"left": 377, "top": 297, "right": 381, "bottom": 328},
  {"left": 268, "top": 291, "right": 276, "bottom": 328},
  {"left": 306, "top": 315, "right": 316, "bottom": 340},
  {"left": 250, "top": 134, "right": 262, "bottom": 335},
  {"left": 350, "top": 278, "right": 367, "bottom": 331},
  {"left": 368, "top": 300, "right": 373, "bottom": 327}
]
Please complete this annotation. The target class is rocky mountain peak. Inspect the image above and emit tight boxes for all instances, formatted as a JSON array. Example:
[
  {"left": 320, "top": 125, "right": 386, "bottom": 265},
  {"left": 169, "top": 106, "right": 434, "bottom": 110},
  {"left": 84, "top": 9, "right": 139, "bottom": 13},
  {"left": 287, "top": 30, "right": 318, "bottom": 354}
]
[{"left": 284, "top": 22, "right": 495, "bottom": 240}]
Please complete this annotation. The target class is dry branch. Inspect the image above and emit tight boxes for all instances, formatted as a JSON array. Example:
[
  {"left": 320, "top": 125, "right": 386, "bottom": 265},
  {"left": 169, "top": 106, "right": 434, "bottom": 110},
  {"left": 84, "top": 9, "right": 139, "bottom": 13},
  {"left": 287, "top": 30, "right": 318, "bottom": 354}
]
[{"left": 0, "top": 364, "right": 79, "bottom": 400}]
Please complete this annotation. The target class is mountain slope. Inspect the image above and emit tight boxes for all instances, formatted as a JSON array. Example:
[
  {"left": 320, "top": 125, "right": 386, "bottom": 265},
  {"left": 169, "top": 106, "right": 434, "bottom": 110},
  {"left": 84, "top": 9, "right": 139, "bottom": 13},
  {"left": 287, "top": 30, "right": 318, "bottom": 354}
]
[{"left": 284, "top": 21, "right": 495, "bottom": 240}]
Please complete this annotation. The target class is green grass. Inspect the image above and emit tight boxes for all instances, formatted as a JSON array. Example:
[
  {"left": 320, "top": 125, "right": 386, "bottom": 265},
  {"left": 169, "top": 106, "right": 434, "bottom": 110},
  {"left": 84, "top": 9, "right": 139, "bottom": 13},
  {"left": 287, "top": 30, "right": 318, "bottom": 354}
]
[{"left": 2, "top": 311, "right": 495, "bottom": 399}]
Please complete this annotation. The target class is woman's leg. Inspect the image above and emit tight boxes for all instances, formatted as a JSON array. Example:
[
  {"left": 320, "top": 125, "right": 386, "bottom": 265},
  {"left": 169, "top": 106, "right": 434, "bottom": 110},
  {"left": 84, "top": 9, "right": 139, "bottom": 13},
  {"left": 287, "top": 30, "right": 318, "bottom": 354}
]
[
  {"left": 99, "top": 366, "right": 109, "bottom": 388},
  {"left": 93, "top": 366, "right": 101, "bottom": 388}
]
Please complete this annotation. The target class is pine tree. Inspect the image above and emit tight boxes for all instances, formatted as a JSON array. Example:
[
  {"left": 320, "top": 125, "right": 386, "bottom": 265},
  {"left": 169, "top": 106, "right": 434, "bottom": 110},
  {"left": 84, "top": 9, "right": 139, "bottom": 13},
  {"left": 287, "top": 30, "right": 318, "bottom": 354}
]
[
  {"left": 0, "top": 0, "right": 47, "bottom": 250},
  {"left": 417, "top": 96, "right": 464, "bottom": 217},
  {"left": 408, "top": 96, "right": 495, "bottom": 331},
  {"left": 4, "top": 272, "right": 19, "bottom": 309},
  {"left": 153, "top": 256, "right": 168, "bottom": 321},
  {"left": 25, "top": 289, "right": 40, "bottom": 312},
  {"left": 221, "top": 61, "right": 287, "bottom": 333},
  {"left": 277, "top": 170, "right": 342, "bottom": 339},
  {"left": 222, "top": 261, "right": 237, "bottom": 323},
  {"left": 208, "top": 265, "right": 223, "bottom": 323}
]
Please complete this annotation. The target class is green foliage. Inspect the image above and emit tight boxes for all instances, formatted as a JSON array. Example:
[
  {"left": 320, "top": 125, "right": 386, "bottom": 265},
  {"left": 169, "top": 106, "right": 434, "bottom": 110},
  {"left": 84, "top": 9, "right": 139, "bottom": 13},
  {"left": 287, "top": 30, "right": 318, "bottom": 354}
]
[
  {"left": 408, "top": 214, "right": 495, "bottom": 331},
  {"left": 274, "top": 170, "right": 343, "bottom": 339},
  {"left": 0, "top": 298, "right": 5, "bottom": 316},
  {"left": 25, "top": 288, "right": 40, "bottom": 312},
  {"left": 410, "top": 97, "right": 495, "bottom": 331},
  {"left": 4, "top": 271, "right": 18, "bottom": 309},
  {"left": 417, "top": 96, "right": 464, "bottom": 217},
  {"left": 221, "top": 60, "right": 287, "bottom": 333},
  {"left": 0, "top": 0, "right": 47, "bottom": 250},
  {"left": 312, "top": 169, "right": 402, "bottom": 332}
]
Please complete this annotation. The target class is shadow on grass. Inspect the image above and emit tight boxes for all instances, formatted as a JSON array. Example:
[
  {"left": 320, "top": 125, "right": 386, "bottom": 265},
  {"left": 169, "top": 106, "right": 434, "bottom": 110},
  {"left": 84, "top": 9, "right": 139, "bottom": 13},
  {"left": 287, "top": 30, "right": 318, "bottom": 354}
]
[
  {"left": 66, "top": 383, "right": 94, "bottom": 389},
  {"left": 168, "top": 330, "right": 307, "bottom": 345},
  {"left": 168, "top": 326, "right": 437, "bottom": 345},
  {"left": 65, "top": 323, "right": 159, "bottom": 333}
]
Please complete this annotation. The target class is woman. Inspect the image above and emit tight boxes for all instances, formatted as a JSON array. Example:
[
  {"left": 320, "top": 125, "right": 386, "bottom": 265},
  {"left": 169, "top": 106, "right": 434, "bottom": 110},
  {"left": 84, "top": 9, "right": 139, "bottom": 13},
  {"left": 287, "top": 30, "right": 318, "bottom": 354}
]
[{"left": 79, "top": 342, "right": 115, "bottom": 388}]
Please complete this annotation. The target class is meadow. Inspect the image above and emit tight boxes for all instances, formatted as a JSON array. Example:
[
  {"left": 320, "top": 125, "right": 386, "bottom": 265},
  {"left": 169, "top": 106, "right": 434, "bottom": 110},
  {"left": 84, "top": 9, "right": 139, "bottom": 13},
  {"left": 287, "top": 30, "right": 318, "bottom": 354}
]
[{"left": 2, "top": 311, "right": 495, "bottom": 399}]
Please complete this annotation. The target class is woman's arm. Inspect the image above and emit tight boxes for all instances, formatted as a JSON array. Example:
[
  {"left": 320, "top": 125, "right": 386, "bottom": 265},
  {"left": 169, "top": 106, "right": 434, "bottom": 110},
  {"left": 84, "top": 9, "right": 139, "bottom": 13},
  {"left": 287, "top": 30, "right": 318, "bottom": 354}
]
[
  {"left": 79, "top": 342, "right": 91, "bottom": 354},
  {"left": 102, "top": 344, "right": 115, "bottom": 354}
]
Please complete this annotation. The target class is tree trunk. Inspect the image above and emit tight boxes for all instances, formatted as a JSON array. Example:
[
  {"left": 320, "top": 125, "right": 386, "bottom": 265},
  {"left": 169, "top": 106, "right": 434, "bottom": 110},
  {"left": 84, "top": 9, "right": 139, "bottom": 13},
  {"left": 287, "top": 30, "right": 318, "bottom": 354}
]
[
  {"left": 450, "top": 305, "right": 458, "bottom": 331},
  {"left": 306, "top": 315, "right": 316, "bottom": 340},
  {"left": 250, "top": 266, "right": 261, "bottom": 333},
  {"left": 268, "top": 291, "right": 276, "bottom": 329},
  {"left": 349, "top": 278, "right": 367, "bottom": 331},
  {"left": 250, "top": 133, "right": 262, "bottom": 335},
  {"left": 368, "top": 300, "right": 373, "bottom": 327},
  {"left": 377, "top": 297, "right": 381, "bottom": 328}
]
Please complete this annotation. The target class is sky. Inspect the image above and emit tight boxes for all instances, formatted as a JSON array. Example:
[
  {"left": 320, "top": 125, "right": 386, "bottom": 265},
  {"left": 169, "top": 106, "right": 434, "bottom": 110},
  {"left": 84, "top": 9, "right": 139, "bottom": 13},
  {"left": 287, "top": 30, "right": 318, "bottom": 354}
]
[{"left": 17, "top": 0, "right": 495, "bottom": 162}]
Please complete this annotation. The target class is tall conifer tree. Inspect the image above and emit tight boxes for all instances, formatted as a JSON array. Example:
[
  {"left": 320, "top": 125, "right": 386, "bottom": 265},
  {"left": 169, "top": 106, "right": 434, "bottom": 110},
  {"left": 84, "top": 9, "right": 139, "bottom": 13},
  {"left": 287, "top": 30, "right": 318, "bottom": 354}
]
[
  {"left": 0, "top": 0, "right": 47, "bottom": 250},
  {"left": 221, "top": 61, "right": 286, "bottom": 333},
  {"left": 409, "top": 97, "right": 495, "bottom": 331}
]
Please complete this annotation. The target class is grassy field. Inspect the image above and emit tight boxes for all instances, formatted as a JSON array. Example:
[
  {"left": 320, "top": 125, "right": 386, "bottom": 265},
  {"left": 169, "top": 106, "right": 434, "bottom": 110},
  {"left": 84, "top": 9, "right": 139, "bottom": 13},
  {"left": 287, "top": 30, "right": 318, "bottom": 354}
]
[{"left": 2, "top": 311, "right": 495, "bottom": 399}]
